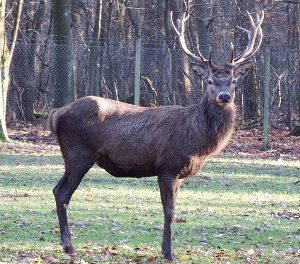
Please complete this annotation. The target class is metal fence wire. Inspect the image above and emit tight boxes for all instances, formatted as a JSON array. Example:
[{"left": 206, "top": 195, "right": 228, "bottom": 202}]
[{"left": 7, "top": 40, "right": 300, "bottom": 123}]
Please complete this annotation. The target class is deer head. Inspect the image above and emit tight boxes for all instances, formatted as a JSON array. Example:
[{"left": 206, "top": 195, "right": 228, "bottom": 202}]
[{"left": 170, "top": 11, "right": 264, "bottom": 107}]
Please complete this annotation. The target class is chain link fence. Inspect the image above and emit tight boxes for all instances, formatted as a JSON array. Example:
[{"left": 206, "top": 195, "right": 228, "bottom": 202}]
[{"left": 7, "top": 40, "right": 300, "bottom": 124}]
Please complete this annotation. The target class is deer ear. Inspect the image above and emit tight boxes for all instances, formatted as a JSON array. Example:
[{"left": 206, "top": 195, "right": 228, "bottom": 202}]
[
  {"left": 234, "top": 61, "right": 253, "bottom": 79},
  {"left": 190, "top": 63, "right": 209, "bottom": 79}
]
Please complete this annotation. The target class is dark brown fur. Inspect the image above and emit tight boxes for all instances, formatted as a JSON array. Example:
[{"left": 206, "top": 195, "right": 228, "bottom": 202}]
[
  {"left": 51, "top": 95, "right": 235, "bottom": 177},
  {"left": 49, "top": 93, "right": 236, "bottom": 260},
  {"left": 50, "top": 8, "right": 264, "bottom": 260}
]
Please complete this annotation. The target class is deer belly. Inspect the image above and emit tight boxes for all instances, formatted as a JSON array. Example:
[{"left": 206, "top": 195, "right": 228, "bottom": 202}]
[{"left": 96, "top": 155, "right": 156, "bottom": 178}]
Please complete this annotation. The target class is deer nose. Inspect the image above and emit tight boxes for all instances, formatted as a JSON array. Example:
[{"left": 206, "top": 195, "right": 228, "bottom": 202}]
[{"left": 218, "top": 92, "right": 231, "bottom": 103}]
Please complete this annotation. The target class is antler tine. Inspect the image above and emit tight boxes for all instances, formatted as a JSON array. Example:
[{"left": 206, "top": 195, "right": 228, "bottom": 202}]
[
  {"left": 231, "top": 10, "right": 264, "bottom": 65},
  {"left": 182, "top": 12, "right": 189, "bottom": 23},
  {"left": 230, "top": 42, "right": 234, "bottom": 64},
  {"left": 208, "top": 46, "right": 213, "bottom": 65},
  {"left": 243, "top": 11, "right": 264, "bottom": 57},
  {"left": 170, "top": 11, "right": 180, "bottom": 36},
  {"left": 170, "top": 11, "right": 209, "bottom": 64}
]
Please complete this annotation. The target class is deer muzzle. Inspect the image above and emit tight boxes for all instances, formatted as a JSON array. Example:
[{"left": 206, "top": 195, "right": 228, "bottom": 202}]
[{"left": 217, "top": 92, "right": 231, "bottom": 104}]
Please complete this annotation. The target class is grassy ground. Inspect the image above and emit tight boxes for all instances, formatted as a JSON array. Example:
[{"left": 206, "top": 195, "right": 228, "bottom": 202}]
[{"left": 0, "top": 147, "right": 299, "bottom": 263}]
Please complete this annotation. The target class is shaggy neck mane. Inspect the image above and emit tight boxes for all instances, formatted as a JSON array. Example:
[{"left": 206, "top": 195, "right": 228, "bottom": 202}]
[{"left": 193, "top": 93, "right": 236, "bottom": 155}]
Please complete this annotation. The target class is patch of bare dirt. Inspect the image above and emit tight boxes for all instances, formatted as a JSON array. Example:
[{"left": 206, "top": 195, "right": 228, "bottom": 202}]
[
  {"left": 226, "top": 127, "right": 300, "bottom": 160},
  {"left": 1, "top": 121, "right": 59, "bottom": 154}
]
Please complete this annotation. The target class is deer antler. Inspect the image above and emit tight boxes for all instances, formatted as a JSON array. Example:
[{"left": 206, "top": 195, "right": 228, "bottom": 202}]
[
  {"left": 231, "top": 11, "right": 264, "bottom": 65},
  {"left": 170, "top": 11, "right": 212, "bottom": 66},
  {"left": 171, "top": 11, "right": 264, "bottom": 67}
]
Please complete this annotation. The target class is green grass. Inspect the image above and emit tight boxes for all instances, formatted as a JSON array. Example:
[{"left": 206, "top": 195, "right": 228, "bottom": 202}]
[{"left": 0, "top": 150, "right": 299, "bottom": 263}]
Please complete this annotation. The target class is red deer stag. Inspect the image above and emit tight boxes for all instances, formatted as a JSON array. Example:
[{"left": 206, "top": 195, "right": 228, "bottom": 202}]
[{"left": 48, "top": 10, "right": 264, "bottom": 261}]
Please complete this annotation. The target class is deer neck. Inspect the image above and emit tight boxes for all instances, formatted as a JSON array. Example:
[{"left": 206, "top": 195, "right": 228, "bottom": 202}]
[
  {"left": 194, "top": 93, "right": 236, "bottom": 155},
  {"left": 205, "top": 93, "right": 236, "bottom": 128}
]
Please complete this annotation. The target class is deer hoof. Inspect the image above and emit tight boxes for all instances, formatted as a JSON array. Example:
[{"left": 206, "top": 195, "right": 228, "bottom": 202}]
[
  {"left": 163, "top": 253, "right": 175, "bottom": 262},
  {"left": 63, "top": 244, "right": 75, "bottom": 256}
]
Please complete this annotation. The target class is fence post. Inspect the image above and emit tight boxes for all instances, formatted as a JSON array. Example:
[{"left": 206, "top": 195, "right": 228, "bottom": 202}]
[
  {"left": 262, "top": 45, "right": 271, "bottom": 150},
  {"left": 134, "top": 33, "right": 142, "bottom": 105}
]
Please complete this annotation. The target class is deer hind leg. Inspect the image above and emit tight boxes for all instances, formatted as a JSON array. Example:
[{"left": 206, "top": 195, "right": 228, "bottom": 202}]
[
  {"left": 158, "top": 176, "right": 183, "bottom": 261},
  {"left": 53, "top": 151, "right": 94, "bottom": 255}
]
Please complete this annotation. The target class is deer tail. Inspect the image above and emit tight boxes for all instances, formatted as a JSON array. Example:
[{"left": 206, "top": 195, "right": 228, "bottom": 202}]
[{"left": 47, "top": 108, "right": 60, "bottom": 135}]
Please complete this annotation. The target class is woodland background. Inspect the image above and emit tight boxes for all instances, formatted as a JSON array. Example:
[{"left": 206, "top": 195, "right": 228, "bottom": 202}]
[
  {"left": 0, "top": 0, "right": 300, "bottom": 141},
  {"left": 0, "top": 1, "right": 300, "bottom": 262}
]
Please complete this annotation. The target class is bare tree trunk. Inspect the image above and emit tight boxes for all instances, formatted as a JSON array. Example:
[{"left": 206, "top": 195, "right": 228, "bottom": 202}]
[
  {"left": 262, "top": 45, "right": 271, "bottom": 150},
  {"left": 236, "top": 1, "right": 259, "bottom": 123},
  {"left": 286, "top": 2, "right": 300, "bottom": 129},
  {"left": 105, "top": 1, "right": 118, "bottom": 100},
  {"left": 194, "top": 0, "right": 210, "bottom": 58},
  {"left": 52, "top": 0, "right": 74, "bottom": 108},
  {"left": 87, "top": 0, "right": 104, "bottom": 96},
  {"left": 297, "top": 4, "right": 300, "bottom": 120},
  {"left": 191, "top": 0, "right": 211, "bottom": 100},
  {"left": 286, "top": 3, "right": 293, "bottom": 130},
  {"left": 98, "top": 2, "right": 109, "bottom": 97},
  {"left": 0, "top": 0, "right": 23, "bottom": 141},
  {"left": 12, "top": 0, "right": 46, "bottom": 122},
  {"left": 164, "top": 0, "right": 182, "bottom": 105},
  {"left": 126, "top": 1, "right": 145, "bottom": 105},
  {"left": 71, "top": 0, "right": 81, "bottom": 99}
]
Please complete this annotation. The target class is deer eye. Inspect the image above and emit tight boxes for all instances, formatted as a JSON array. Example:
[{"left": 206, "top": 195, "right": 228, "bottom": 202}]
[
  {"left": 232, "top": 79, "right": 237, "bottom": 84},
  {"left": 207, "top": 80, "right": 213, "bottom": 85}
]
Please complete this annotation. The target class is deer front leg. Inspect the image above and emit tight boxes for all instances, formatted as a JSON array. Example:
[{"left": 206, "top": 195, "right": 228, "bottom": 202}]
[
  {"left": 53, "top": 154, "right": 94, "bottom": 256},
  {"left": 53, "top": 174, "right": 76, "bottom": 255},
  {"left": 158, "top": 176, "right": 183, "bottom": 261}
]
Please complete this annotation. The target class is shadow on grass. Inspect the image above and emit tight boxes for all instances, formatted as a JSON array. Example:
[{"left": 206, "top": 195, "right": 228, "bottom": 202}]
[
  {"left": 1, "top": 153, "right": 299, "bottom": 196},
  {"left": 0, "top": 152, "right": 62, "bottom": 166},
  {"left": 1, "top": 153, "right": 300, "bottom": 263},
  {"left": 1, "top": 206, "right": 299, "bottom": 263}
]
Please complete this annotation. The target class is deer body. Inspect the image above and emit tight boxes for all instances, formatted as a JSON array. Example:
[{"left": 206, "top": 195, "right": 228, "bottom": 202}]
[
  {"left": 50, "top": 95, "right": 235, "bottom": 179},
  {"left": 50, "top": 10, "right": 264, "bottom": 261},
  {"left": 50, "top": 92, "right": 236, "bottom": 260}
]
